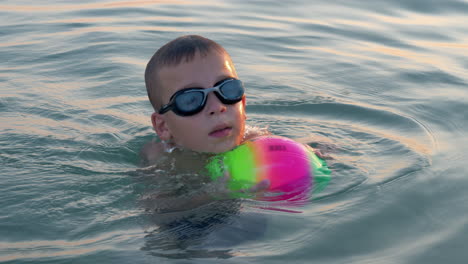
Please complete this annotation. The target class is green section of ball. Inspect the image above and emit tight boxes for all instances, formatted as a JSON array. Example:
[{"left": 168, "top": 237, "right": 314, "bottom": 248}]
[
  {"left": 308, "top": 151, "right": 332, "bottom": 194},
  {"left": 206, "top": 143, "right": 257, "bottom": 191}
]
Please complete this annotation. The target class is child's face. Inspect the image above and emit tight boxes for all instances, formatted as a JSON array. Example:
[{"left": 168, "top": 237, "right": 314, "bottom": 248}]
[{"left": 152, "top": 50, "right": 246, "bottom": 153}]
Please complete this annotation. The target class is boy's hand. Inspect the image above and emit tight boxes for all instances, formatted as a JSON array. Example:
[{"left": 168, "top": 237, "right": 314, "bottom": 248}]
[{"left": 204, "top": 171, "right": 232, "bottom": 200}]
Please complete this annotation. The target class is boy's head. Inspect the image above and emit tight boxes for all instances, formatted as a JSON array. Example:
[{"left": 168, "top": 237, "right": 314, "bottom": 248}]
[{"left": 145, "top": 35, "right": 246, "bottom": 153}]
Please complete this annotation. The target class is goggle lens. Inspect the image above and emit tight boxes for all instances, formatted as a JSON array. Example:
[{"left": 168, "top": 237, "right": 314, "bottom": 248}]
[
  {"left": 174, "top": 91, "right": 205, "bottom": 113},
  {"left": 219, "top": 80, "right": 244, "bottom": 102}
]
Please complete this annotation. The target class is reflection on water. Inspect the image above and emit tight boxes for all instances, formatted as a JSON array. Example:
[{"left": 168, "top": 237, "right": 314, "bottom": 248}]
[
  {"left": 0, "top": 1, "right": 189, "bottom": 12},
  {"left": 133, "top": 160, "right": 269, "bottom": 258},
  {"left": 0, "top": 229, "right": 143, "bottom": 262},
  {"left": 141, "top": 200, "right": 267, "bottom": 259}
]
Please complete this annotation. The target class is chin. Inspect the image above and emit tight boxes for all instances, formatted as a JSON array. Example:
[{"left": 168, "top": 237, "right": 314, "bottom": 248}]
[{"left": 210, "top": 140, "right": 238, "bottom": 154}]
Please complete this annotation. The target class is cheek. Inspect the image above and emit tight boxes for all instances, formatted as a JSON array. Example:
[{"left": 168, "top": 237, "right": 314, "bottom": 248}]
[
  {"left": 234, "top": 104, "right": 246, "bottom": 120},
  {"left": 168, "top": 117, "right": 204, "bottom": 142},
  {"left": 231, "top": 105, "right": 246, "bottom": 133}
]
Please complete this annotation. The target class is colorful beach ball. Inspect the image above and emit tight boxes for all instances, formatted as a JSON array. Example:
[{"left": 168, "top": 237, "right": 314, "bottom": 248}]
[{"left": 206, "top": 136, "right": 331, "bottom": 200}]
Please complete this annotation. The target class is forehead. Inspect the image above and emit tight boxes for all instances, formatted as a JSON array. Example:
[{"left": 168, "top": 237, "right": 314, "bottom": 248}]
[{"left": 158, "top": 50, "right": 237, "bottom": 98}]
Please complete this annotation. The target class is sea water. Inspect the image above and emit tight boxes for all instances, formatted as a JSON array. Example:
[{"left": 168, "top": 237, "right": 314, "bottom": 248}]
[{"left": 1, "top": 0, "right": 468, "bottom": 263}]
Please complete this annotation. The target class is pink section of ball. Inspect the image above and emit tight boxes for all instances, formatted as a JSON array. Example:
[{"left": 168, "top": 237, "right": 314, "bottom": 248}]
[{"left": 252, "top": 136, "right": 312, "bottom": 194}]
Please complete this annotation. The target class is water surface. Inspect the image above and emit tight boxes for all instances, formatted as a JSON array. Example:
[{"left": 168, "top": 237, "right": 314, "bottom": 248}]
[{"left": 1, "top": 0, "right": 468, "bottom": 263}]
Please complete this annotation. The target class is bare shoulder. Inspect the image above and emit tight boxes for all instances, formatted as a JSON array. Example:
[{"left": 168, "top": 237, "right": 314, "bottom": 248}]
[{"left": 139, "top": 140, "right": 165, "bottom": 166}]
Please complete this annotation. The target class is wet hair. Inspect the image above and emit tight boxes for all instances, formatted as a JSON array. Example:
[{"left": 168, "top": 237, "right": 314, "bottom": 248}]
[{"left": 145, "top": 35, "right": 229, "bottom": 111}]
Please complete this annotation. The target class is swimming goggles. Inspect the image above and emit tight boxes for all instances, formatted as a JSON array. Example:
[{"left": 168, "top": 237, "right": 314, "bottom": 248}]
[{"left": 158, "top": 78, "right": 244, "bottom": 116}]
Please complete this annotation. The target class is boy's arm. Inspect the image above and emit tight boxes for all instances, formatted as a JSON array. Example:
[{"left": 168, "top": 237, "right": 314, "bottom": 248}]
[
  {"left": 141, "top": 172, "right": 269, "bottom": 214},
  {"left": 142, "top": 173, "right": 230, "bottom": 213},
  {"left": 140, "top": 178, "right": 233, "bottom": 227}
]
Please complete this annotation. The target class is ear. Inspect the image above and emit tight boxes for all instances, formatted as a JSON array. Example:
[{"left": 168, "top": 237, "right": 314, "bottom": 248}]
[{"left": 151, "top": 112, "right": 172, "bottom": 141}]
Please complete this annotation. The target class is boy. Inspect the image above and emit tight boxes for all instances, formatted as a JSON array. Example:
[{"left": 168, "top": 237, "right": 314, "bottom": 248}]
[
  {"left": 140, "top": 35, "right": 267, "bottom": 214},
  {"left": 141, "top": 34, "right": 262, "bottom": 164}
]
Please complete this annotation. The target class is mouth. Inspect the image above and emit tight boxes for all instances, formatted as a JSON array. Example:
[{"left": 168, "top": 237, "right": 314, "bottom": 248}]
[{"left": 209, "top": 125, "right": 233, "bottom": 138}]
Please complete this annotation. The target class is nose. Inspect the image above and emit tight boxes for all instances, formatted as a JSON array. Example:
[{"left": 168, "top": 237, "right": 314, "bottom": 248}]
[{"left": 206, "top": 92, "right": 227, "bottom": 115}]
